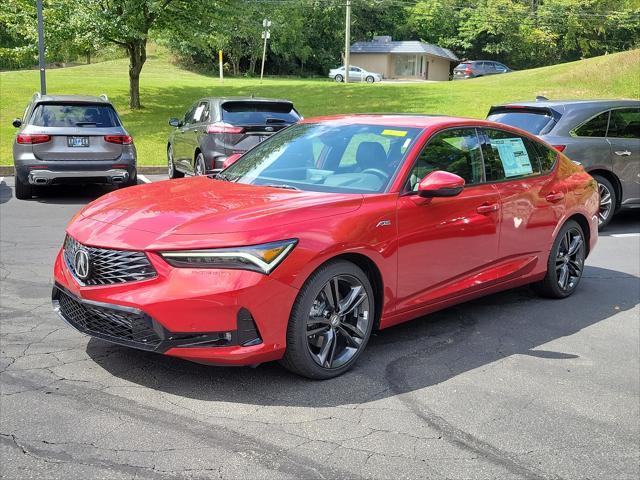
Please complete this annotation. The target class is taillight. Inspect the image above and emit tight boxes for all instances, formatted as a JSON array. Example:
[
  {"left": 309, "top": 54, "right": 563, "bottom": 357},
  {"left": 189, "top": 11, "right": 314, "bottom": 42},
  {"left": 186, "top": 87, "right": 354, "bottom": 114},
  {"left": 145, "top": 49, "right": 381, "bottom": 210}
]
[
  {"left": 552, "top": 145, "right": 566, "bottom": 152},
  {"left": 16, "top": 134, "right": 51, "bottom": 144},
  {"left": 104, "top": 135, "right": 133, "bottom": 145},
  {"left": 222, "top": 153, "right": 243, "bottom": 168},
  {"left": 465, "top": 67, "right": 472, "bottom": 74},
  {"left": 207, "top": 122, "right": 245, "bottom": 134}
]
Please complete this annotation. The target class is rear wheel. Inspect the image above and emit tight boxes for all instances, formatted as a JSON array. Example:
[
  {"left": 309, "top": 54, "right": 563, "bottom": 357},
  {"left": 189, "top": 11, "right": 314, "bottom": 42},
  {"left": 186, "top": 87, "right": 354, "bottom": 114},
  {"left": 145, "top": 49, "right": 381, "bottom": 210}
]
[
  {"left": 119, "top": 169, "right": 137, "bottom": 188},
  {"left": 14, "top": 174, "right": 32, "bottom": 200},
  {"left": 167, "top": 145, "right": 184, "bottom": 179},
  {"left": 534, "top": 220, "right": 586, "bottom": 298},
  {"left": 194, "top": 153, "right": 206, "bottom": 176},
  {"left": 592, "top": 174, "right": 616, "bottom": 229},
  {"left": 281, "top": 260, "right": 374, "bottom": 379},
  {"left": 334, "top": 74, "right": 344, "bottom": 83}
]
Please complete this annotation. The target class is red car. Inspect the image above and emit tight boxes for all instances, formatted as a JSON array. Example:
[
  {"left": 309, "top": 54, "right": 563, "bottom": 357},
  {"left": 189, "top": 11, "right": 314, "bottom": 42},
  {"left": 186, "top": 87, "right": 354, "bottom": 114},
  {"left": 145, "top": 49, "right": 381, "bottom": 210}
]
[{"left": 53, "top": 115, "right": 599, "bottom": 379}]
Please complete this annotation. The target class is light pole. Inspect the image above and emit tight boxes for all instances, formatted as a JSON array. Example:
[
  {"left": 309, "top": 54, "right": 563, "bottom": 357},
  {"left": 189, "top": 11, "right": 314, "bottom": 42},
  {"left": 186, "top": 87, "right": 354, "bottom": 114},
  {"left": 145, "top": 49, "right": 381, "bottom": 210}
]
[
  {"left": 344, "top": 0, "right": 351, "bottom": 83},
  {"left": 260, "top": 19, "right": 271, "bottom": 83},
  {"left": 36, "top": 0, "right": 47, "bottom": 94}
]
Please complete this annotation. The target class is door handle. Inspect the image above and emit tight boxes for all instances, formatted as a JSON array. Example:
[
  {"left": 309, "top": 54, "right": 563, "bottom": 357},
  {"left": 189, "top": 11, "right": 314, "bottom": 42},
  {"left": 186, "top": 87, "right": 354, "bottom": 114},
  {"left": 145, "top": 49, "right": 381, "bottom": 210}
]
[
  {"left": 476, "top": 203, "right": 499, "bottom": 214},
  {"left": 614, "top": 150, "right": 631, "bottom": 156},
  {"left": 545, "top": 192, "right": 565, "bottom": 203}
]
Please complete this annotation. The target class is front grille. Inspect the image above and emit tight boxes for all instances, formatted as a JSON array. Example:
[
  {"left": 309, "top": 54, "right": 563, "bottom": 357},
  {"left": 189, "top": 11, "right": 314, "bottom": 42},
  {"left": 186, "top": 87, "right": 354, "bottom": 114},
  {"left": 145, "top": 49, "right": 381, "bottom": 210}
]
[
  {"left": 55, "top": 288, "right": 161, "bottom": 350},
  {"left": 63, "top": 235, "right": 156, "bottom": 286}
]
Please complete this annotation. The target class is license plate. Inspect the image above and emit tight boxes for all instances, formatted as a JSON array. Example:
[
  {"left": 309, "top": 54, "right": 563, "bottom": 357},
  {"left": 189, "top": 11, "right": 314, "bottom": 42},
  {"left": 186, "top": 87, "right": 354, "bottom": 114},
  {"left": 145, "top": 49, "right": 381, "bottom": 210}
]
[{"left": 67, "top": 136, "right": 89, "bottom": 147}]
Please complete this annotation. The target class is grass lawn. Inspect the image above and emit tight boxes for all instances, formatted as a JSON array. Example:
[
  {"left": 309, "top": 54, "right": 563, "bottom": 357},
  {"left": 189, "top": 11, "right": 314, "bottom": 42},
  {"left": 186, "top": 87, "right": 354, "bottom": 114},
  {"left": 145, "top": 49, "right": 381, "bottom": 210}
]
[{"left": 1, "top": 49, "right": 638, "bottom": 166}]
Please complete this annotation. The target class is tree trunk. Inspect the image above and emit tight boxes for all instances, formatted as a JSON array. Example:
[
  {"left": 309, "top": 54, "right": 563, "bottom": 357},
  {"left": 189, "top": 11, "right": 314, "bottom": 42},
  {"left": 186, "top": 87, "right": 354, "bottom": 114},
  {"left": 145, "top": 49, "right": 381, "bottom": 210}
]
[
  {"left": 127, "top": 40, "right": 147, "bottom": 109},
  {"left": 86, "top": 52, "right": 91, "bottom": 64}
]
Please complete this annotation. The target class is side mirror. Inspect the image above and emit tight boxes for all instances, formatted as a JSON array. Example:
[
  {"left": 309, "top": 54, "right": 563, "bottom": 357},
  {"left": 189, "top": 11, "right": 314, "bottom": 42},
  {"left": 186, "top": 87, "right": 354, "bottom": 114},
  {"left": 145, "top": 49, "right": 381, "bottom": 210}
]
[
  {"left": 169, "top": 118, "right": 182, "bottom": 128},
  {"left": 12, "top": 118, "right": 22, "bottom": 128},
  {"left": 417, "top": 170, "right": 465, "bottom": 198}
]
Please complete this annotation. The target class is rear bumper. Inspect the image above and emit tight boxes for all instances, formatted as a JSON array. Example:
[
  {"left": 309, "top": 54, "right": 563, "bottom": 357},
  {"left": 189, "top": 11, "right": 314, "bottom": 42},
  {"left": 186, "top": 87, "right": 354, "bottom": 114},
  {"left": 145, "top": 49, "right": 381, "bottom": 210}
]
[{"left": 28, "top": 168, "right": 130, "bottom": 185}]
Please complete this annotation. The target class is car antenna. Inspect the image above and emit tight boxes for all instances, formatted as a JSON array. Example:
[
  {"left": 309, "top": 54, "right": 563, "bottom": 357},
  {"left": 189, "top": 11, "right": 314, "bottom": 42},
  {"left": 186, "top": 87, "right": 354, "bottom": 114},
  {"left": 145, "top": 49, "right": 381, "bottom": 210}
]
[{"left": 536, "top": 95, "right": 549, "bottom": 101}]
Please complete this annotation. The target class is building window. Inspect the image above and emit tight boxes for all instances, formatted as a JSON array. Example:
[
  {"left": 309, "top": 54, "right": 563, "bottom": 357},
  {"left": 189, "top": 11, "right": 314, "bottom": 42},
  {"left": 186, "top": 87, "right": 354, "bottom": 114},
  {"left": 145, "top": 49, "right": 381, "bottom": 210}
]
[{"left": 394, "top": 55, "right": 417, "bottom": 77}]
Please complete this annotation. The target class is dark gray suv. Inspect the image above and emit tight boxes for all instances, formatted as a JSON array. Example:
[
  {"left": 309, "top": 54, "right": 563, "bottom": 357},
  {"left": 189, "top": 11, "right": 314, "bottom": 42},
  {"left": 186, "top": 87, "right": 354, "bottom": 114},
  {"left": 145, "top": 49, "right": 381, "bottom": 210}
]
[
  {"left": 12, "top": 93, "right": 137, "bottom": 200},
  {"left": 453, "top": 60, "right": 512, "bottom": 80},
  {"left": 167, "top": 97, "right": 301, "bottom": 177},
  {"left": 488, "top": 99, "right": 640, "bottom": 227}
]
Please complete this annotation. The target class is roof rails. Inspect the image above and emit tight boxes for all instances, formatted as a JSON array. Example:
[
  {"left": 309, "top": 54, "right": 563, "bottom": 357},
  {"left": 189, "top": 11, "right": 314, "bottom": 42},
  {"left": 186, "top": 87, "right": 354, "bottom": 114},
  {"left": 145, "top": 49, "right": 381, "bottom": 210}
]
[
  {"left": 99, "top": 93, "right": 109, "bottom": 101},
  {"left": 32, "top": 92, "right": 41, "bottom": 101}
]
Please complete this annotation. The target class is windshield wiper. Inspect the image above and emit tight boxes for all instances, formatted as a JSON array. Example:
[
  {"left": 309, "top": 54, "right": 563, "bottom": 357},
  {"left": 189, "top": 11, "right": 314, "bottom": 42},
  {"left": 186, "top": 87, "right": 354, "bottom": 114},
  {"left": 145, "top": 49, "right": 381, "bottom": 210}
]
[
  {"left": 75, "top": 122, "right": 101, "bottom": 127},
  {"left": 265, "top": 118, "right": 288, "bottom": 124},
  {"left": 264, "top": 183, "right": 300, "bottom": 191}
]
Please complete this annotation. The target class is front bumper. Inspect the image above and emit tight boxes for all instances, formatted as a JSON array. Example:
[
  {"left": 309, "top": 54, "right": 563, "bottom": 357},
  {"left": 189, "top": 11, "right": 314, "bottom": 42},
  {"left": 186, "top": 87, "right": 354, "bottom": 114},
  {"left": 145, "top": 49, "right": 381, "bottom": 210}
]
[{"left": 52, "top": 246, "right": 299, "bottom": 366}]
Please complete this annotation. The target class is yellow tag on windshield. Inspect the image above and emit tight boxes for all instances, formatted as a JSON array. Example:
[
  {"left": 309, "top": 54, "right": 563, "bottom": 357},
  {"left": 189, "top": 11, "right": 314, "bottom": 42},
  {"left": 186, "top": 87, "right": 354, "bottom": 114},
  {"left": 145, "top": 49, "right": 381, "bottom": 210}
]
[{"left": 381, "top": 129, "right": 408, "bottom": 137}]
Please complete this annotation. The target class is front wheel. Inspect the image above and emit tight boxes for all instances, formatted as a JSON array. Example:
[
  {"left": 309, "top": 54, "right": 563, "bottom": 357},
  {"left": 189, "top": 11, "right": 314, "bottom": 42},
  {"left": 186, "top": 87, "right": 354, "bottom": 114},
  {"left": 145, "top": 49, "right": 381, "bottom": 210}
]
[
  {"left": 366, "top": 75, "right": 374, "bottom": 83},
  {"left": 280, "top": 260, "right": 375, "bottom": 379},
  {"left": 168, "top": 145, "right": 184, "bottom": 179},
  {"left": 534, "top": 220, "right": 586, "bottom": 298}
]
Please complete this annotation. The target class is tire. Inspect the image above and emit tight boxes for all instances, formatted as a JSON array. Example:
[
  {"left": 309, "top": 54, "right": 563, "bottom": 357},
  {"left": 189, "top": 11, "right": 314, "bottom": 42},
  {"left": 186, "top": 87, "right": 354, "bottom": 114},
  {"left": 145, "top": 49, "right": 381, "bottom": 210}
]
[
  {"left": 366, "top": 76, "right": 374, "bottom": 83},
  {"left": 194, "top": 153, "right": 206, "bottom": 176},
  {"left": 592, "top": 174, "right": 616, "bottom": 229},
  {"left": 119, "top": 169, "right": 137, "bottom": 188},
  {"left": 534, "top": 220, "right": 586, "bottom": 299},
  {"left": 14, "top": 174, "right": 32, "bottom": 200},
  {"left": 334, "top": 74, "right": 344, "bottom": 83},
  {"left": 167, "top": 145, "right": 184, "bottom": 179},
  {"left": 280, "top": 260, "right": 375, "bottom": 379}
]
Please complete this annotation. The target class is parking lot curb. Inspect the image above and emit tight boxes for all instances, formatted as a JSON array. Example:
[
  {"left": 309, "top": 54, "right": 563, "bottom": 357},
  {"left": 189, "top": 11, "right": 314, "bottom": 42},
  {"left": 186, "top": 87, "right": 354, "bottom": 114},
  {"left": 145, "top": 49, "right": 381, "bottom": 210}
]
[{"left": 0, "top": 166, "right": 166, "bottom": 176}]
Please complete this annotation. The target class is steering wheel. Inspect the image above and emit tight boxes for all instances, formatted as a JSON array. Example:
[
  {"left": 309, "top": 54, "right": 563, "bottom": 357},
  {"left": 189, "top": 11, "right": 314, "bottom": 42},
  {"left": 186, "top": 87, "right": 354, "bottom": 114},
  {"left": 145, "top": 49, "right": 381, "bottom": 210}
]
[{"left": 360, "top": 168, "right": 389, "bottom": 182}]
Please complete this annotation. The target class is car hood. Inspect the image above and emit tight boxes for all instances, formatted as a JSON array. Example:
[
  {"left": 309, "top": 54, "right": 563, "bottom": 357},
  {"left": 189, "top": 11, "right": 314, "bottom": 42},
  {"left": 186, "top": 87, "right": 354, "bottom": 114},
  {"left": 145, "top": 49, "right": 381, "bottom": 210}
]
[{"left": 78, "top": 177, "right": 363, "bottom": 236}]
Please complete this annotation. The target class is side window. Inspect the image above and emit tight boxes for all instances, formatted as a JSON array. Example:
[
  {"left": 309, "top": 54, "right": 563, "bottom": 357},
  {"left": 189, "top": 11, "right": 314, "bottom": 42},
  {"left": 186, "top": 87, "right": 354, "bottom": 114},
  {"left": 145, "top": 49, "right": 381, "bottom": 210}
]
[
  {"left": 607, "top": 108, "right": 640, "bottom": 139},
  {"left": 191, "top": 101, "right": 210, "bottom": 124},
  {"left": 482, "top": 129, "right": 542, "bottom": 181},
  {"left": 183, "top": 104, "right": 198, "bottom": 124},
  {"left": 574, "top": 111, "right": 609, "bottom": 137},
  {"left": 406, "top": 128, "right": 483, "bottom": 191},
  {"left": 534, "top": 142, "right": 559, "bottom": 173}
]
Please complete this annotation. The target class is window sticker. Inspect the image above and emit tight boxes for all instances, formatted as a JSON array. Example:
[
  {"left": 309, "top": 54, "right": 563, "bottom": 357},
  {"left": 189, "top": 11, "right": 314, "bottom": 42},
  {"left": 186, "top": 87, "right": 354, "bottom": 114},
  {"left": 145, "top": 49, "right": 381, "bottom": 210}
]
[
  {"left": 491, "top": 137, "right": 533, "bottom": 177},
  {"left": 381, "top": 129, "right": 407, "bottom": 137}
]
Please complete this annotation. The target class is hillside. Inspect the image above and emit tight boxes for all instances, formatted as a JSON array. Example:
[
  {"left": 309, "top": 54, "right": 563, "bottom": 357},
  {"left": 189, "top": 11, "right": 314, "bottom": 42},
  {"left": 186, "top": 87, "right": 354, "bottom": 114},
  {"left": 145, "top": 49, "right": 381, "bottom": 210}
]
[{"left": 1, "top": 49, "right": 638, "bottom": 166}]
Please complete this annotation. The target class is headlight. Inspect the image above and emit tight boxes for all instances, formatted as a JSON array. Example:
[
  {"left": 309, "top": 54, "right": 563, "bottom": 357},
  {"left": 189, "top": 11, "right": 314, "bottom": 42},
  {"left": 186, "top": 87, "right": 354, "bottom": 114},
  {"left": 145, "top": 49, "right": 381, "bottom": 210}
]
[{"left": 160, "top": 239, "right": 298, "bottom": 274}]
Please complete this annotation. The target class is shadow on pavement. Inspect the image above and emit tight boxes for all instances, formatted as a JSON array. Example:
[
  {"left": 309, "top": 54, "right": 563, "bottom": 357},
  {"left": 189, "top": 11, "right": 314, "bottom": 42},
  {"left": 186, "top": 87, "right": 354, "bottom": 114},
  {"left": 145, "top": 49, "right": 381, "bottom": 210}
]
[
  {"left": 86, "top": 265, "right": 638, "bottom": 408},
  {"left": 599, "top": 210, "right": 640, "bottom": 236},
  {"left": 0, "top": 180, "right": 12, "bottom": 204}
]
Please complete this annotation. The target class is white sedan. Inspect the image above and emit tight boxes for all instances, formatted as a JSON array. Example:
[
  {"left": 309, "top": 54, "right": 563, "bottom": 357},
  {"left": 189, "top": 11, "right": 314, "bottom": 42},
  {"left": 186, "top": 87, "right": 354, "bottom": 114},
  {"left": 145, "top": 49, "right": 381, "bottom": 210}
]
[{"left": 329, "top": 66, "right": 382, "bottom": 83}]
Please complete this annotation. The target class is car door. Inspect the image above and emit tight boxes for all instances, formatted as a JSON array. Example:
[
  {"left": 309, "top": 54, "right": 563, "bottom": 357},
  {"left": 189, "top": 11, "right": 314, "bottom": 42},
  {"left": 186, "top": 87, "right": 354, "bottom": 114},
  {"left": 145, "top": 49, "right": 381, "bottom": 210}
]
[
  {"left": 349, "top": 66, "right": 362, "bottom": 81},
  {"left": 480, "top": 128, "right": 564, "bottom": 268},
  {"left": 395, "top": 128, "right": 501, "bottom": 313},
  {"left": 184, "top": 100, "right": 211, "bottom": 172},
  {"left": 174, "top": 103, "right": 197, "bottom": 169},
  {"left": 607, "top": 107, "right": 640, "bottom": 205}
]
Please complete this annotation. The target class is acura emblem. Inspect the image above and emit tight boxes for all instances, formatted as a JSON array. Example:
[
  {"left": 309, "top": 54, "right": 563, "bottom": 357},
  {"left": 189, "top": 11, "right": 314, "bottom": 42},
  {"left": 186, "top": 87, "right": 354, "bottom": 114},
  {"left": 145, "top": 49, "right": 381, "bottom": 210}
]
[{"left": 74, "top": 249, "right": 91, "bottom": 280}]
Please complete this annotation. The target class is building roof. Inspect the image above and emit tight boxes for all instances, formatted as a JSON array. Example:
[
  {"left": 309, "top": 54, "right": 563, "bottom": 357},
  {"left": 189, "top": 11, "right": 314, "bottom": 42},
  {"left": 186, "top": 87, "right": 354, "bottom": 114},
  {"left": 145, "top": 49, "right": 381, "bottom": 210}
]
[{"left": 350, "top": 39, "right": 459, "bottom": 62}]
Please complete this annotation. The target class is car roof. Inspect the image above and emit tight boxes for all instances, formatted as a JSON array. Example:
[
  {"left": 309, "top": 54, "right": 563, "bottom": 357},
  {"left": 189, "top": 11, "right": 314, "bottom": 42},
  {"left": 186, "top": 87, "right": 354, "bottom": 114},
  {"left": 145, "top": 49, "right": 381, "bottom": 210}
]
[
  {"left": 35, "top": 94, "right": 111, "bottom": 104},
  {"left": 495, "top": 99, "right": 639, "bottom": 109},
  {"left": 300, "top": 114, "right": 509, "bottom": 130},
  {"left": 203, "top": 96, "right": 293, "bottom": 104}
]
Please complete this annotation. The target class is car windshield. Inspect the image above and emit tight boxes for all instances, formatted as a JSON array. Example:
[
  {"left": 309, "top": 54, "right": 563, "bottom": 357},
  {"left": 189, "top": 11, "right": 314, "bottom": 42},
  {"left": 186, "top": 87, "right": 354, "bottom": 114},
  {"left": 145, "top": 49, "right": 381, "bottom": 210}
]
[
  {"left": 219, "top": 123, "right": 422, "bottom": 193},
  {"left": 30, "top": 103, "right": 121, "bottom": 127},
  {"left": 487, "top": 110, "right": 555, "bottom": 134},
  {"left": 221, "top": 101, "right": 300, "bottom": 125}
]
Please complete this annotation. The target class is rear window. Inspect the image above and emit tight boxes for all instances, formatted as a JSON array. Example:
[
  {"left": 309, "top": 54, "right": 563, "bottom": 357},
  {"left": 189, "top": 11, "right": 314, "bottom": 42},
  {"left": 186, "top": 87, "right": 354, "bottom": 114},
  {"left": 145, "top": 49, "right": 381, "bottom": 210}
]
[
  {"left": 30, "top": 103, "right": 121, "bottom": 128},
  {"left": 455, "top": 63, "right": 470, "bottom": 70},
  {"left": 221, "top": 102, "right": 300, "bottom": 126},
  {"left": 487, "top": 109, "right": 555, "bottom": 135}
]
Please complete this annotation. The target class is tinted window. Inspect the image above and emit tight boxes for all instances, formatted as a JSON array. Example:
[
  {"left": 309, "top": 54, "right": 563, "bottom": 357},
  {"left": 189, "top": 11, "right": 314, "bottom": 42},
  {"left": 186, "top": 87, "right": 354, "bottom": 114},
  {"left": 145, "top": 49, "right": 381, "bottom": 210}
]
[
  {"left": 574, "top": 111, "right": 609, "bottom": 137},
  {"left": 222, "top": 102, "right": 300, "bottom": 125},
  {"left": 183, "top": 103, "right": 198, "bottom": 124},
  {"left": 487, "top": 110, "right": 555, "bottom": 135},
  {"left": 482, "top": 129, "right": 541, "bottom": 181},
  {"left": 221, "top": 123, "right": 421, "bottom": 193},
  {"left": 30, "top": 103, "right": 120, "bottom": 127},
  {"left": 534, "top": 143, "right": 559, "bottom": 173},
  {"left": 192, "top": 101, "right": 210, "bottom": 124},
  {"left": 455, "top": 63, "right": 470, "bottom": 70},
  {"left": 607, "top": 108, "right": 640, "bottom": 139},
  {"left": 406, "top": 128, "right": 483, "bottom": 191}
]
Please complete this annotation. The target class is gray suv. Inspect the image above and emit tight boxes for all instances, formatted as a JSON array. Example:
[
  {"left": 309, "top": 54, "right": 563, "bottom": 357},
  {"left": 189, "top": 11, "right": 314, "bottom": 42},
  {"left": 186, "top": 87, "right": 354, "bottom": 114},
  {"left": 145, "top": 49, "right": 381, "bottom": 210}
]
[
  {"left": 12, "top": 93, "right": 137, "bottom": 200},
  {"left": 453, "top": 60, "right": 512, "bottom": 79},
  {"left": 488, "top": 99, "right": 640, "bottom": 227}
]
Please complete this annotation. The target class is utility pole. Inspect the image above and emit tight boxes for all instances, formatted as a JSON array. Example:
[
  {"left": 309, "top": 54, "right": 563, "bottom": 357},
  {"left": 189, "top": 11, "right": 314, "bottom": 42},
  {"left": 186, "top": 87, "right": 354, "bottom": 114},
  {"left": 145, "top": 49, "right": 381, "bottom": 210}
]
[
  {"left": 260, "top": 19, "right": 271, "bottom": 84},
  {"left": 344, "top": 0, "right": 351, "bottom": 83},
  {"left": 36, "top": 0, "right": 47, "bottom": 94}
]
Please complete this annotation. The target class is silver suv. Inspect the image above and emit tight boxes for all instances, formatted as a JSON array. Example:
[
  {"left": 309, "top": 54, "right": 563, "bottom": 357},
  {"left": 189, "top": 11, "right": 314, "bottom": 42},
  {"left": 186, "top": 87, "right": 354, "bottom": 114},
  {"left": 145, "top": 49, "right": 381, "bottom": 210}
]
[{"left": 12, "top": 93, "right": 137, "bottom": 200}]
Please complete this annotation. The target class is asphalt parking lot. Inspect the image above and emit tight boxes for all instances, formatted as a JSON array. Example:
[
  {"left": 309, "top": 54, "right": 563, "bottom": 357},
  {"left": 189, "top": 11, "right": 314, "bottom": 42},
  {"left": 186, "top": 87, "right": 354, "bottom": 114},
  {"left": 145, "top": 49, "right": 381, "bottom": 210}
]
[{"left": 1, "top": 175, "right": 638, "bottom": 480}]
